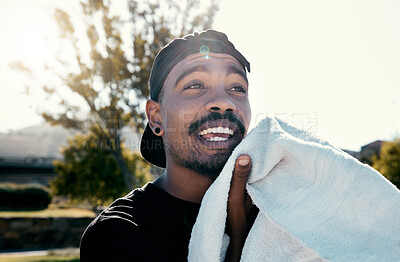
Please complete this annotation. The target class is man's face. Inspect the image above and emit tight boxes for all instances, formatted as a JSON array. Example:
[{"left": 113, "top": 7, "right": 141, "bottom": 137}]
[{"left": 160, "top": 52, "right": 251, "bottom": 178}]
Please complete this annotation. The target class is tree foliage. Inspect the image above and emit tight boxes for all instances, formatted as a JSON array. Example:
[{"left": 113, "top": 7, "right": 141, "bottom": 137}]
[
  {"left": 372, "top": 139, "right": 400, "bottom": 188},
  {"left": 51, "top": 125, "right": 152, "bottom": 208},
  {"left": 12, "top": 0, "right": 219, "bottom": 199},
  {"left": 45, "top": 0, "right": 218, "bottom": 135}
]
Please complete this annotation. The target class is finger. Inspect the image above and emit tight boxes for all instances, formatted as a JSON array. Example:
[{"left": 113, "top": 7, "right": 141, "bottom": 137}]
[
  {"left": 227, "top": 155, "right": 252, "bottom": 235},
  {"left": 244, "top": 194, "right": 253, "bottom": 214},
  {"left": 229, "top": 154, "right": 252, "bottom": 205}
]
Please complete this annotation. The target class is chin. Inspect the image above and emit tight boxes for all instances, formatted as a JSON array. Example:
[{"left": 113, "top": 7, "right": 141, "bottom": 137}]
[{"left": 185, "top": 152, "right": 231, "bottom": 179}]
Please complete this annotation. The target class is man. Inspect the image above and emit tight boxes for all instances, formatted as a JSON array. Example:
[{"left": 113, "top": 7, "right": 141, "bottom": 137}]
[{"left": 80, "top": 30, "right": 258, "bottom": 262}]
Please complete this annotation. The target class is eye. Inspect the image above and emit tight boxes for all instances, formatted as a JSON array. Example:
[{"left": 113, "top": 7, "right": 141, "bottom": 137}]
[
  {"left": 230, "top": 85, "right": 246, "bottom": 93},
  {"left": 183, "top": 81, "right": 204, "bottom": 90}
]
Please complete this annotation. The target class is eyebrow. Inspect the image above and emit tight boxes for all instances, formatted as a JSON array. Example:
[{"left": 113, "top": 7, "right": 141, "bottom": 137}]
[
  {"left": 175, "top": 64, "right": 211, "bottom": 87},
  {"left": 174, "top": 62, "right": 248, "bottom": 87},
  {"left": 226, "top": 64, "right": 248, "bottom": 84}
]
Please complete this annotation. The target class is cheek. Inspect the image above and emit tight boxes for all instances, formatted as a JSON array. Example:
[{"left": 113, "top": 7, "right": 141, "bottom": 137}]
[
  {"left": 239, "top": 101, "right": 252, "bottom": 129},
  {"left": 246, "top": 104, "right": 252, "bottom": 124},
  {"left": 163, "top": 100, "right": 199, "bottom": 134}
]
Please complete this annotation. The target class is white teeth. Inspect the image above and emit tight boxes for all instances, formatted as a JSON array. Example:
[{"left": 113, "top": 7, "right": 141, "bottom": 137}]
[
  {"left": 198, "top": 126, "right": 234, "bottom": 136},
  {"left": 206, "top": 137, "right": 228, "bottom": 142}
]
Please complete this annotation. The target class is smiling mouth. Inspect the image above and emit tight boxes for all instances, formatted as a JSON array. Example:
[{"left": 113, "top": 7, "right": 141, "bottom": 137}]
[{"left": 198, "top": 126, "right": 234, "bottom": 142}]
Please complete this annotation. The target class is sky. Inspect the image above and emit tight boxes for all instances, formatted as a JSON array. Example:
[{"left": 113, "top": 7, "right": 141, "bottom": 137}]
[{"left": 0, "top": 0, "right": 399, "bottom": 151}]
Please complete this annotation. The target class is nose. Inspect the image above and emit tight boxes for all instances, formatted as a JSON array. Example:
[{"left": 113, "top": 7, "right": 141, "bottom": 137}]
[{"left": 205, "top": 91, "right": 236, "bottom": 113}]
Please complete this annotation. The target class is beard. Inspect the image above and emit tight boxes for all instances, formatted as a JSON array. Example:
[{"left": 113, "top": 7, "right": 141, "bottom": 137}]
[
  {"left": 164, "top": 111, "right": 245, "bottom": 179},
  {"left": 168, "top": 143, "right": 232, "bottom": 180}
]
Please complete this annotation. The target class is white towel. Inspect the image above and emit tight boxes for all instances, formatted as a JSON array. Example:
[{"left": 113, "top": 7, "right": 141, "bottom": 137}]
[{"left": 188, "top": 116, "right": 400, "bottom": 262}]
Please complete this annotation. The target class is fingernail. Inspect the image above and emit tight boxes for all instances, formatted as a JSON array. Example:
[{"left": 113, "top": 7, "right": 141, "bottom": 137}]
[{"left": 238, "top": 158, "right": 250, "bottom": 166}]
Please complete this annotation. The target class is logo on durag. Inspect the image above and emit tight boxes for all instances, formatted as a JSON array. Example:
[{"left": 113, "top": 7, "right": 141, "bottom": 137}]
[{"left": 199, "top": 45, "right": 210, "bottom": 59}]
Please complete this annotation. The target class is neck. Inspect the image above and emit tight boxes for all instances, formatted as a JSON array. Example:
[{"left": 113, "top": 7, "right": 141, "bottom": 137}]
[{"left": 153, "top": 161, "right": 215, "bottom": 203}]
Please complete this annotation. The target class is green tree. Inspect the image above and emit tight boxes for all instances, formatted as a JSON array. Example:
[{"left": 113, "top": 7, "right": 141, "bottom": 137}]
[
  {"left": 372, "top": 139, "right": 400, "bottom": 188},
  {"left": 12, "top": 0, "right": 219, "bottom": 197},
  {"left": 51, "top": 124, "right": 152, "bottom": 208}
]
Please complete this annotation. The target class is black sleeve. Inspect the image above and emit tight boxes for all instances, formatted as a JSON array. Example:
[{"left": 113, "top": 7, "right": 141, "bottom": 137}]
[{"left": 80, "top": 218, "right": 167, "bottom": 262}]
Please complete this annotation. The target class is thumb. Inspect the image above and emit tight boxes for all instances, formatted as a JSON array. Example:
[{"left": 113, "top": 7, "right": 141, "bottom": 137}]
[{"left": 229, "top": 154, "right": 252, "bottom": 203}]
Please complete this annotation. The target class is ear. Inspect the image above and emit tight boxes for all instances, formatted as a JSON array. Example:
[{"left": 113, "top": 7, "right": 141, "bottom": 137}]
[{"left": 146, "top": 99, "right": 164, "bottom": 136}]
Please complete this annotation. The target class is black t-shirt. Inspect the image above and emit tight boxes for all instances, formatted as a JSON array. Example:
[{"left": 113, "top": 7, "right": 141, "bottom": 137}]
[{"left": 80, "top": 183, "right": 201, "bottom": 262}]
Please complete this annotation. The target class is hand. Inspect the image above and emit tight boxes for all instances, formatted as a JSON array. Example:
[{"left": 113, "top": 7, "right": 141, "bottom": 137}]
[{"left": 225, "top": 154, "right": 259, "bottom": 262}]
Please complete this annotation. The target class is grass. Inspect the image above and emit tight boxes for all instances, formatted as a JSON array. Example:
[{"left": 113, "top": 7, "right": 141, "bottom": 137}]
[
  {"left": 0, "top": 207, "right": 95, "bottom": 218},
  {"left": 0, "top": 183, "right": 96, "bottom": 218},
  {"left": 0, "top": 255, "right": 79, "bottom": 262},
  {"left": 0, "top": 248, "right": 80, "bottom": 262}
]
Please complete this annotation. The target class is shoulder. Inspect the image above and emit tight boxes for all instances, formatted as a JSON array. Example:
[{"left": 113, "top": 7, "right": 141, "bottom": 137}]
[
  {"left": 80, "top": 216, "right": 164, "bottom": 261},
  {"left": 80, "top": 184, "right": 166, "bottom": 261}
]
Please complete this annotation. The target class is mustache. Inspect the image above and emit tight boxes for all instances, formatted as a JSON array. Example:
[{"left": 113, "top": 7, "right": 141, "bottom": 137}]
[{"left": 188, "top": 112, "right": 245, "bottom": 136}]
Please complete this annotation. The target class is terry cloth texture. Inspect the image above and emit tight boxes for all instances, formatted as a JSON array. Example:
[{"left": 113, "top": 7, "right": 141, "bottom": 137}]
[{"left": 188, "top": 116, "right": 400, "bottom": 262}]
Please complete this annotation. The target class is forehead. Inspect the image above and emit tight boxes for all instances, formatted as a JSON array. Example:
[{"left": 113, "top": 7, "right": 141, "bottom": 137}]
[
  {"left": 174, "top": 52, "right": 242, "bottom": 68},
  {"left": 164, "top": 52, "right": 245, "bottom": 85}
]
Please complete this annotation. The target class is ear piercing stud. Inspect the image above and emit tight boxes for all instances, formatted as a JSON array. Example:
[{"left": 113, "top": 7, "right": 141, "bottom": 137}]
[{"left": 154, "top": 127, "right": 161, "bottom": 134}]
